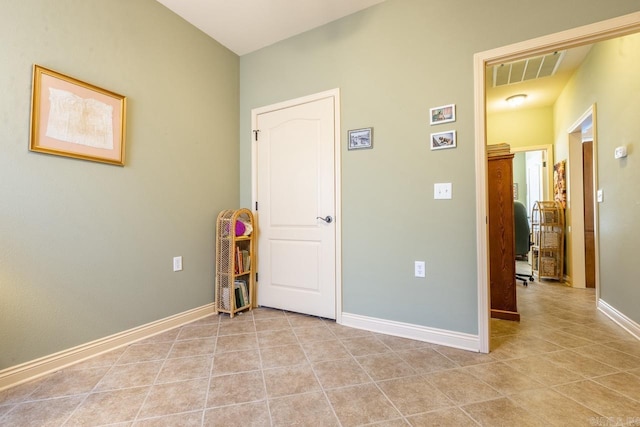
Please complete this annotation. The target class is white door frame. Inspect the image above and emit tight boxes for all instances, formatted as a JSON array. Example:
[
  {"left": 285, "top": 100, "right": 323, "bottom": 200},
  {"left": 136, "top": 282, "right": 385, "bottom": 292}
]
[
  {"left": 474, "top": 12, "right": 640, "bottom": 353},
  {"left": 567, "top": 105, "right": 600, "bottom": 296},
  {"left": 251, "top": 88, "right": 342, "bottom": 323}
]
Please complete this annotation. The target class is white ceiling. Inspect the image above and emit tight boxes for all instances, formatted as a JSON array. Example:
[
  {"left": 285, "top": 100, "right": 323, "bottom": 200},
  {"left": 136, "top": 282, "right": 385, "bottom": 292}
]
[
  {"left": 155, "top": 0, "right": 386, "bottom": 56},
  {"left": 156, "top": 0, "right": 591, "bottom": 113}
]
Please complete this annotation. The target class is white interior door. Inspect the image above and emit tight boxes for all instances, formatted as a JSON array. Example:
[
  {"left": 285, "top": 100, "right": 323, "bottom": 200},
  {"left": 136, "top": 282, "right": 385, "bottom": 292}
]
[
  {"left": 253, "top": 91, "right": 339, "bottom": 319},
  {"left": 525, "top": 150, "right": 544, "bottom": 218}
]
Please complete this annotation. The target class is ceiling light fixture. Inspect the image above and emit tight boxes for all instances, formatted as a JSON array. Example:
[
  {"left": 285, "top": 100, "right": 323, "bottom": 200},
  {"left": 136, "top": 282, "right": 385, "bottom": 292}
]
[{"left": 506, "top": 94, "right": 527, "bottom": 107}]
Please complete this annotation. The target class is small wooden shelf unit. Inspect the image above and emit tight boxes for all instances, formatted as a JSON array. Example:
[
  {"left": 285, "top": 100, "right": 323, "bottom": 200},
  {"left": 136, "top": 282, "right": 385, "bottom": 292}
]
[
  {"left": 531, "top": 201, "right": 565, "bottom": 281},
  {"left": 215, "top": 208, "right": 256, "bottom": 317}
]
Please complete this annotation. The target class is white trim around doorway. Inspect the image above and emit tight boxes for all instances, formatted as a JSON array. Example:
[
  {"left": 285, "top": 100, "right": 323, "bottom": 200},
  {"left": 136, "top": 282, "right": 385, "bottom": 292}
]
[
  {"left": 474, "top": 11, "right": 640, "bottom": 353},
  {"left": 567, "top": 105, "right": 601, "bottom": 295}
]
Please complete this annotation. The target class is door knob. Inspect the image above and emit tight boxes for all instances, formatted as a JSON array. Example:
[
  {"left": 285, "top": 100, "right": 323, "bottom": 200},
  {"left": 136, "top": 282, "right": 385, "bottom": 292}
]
[{"left": 316, "top": 215, "right": 333, "bottom": 224}]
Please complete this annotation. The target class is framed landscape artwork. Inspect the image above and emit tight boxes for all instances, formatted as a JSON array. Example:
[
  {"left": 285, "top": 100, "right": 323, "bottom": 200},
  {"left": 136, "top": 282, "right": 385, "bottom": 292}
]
[{"left": 348, "top": 127, "right": 373, "bottom": 150}]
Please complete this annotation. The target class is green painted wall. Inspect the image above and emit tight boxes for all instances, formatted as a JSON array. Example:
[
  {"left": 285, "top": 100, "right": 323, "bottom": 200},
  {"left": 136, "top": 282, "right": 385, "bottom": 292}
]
[
  {"left": 554, "top": 33, "right": 640, "bottom": 324},
  {"left": 0, "top": 0, "right": 239, "bottom": 369},
  {"left": 240, "top": 0, "right": 640, "bottom": 334},
  {"left": 512, "top": 153, "right": 527, "bottom": 207}
]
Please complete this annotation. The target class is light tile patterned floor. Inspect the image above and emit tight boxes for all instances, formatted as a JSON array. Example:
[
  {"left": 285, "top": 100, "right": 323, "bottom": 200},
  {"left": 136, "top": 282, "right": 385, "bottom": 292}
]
[{"left": 1, "top": 274, "right": 640, "bottom": 426}]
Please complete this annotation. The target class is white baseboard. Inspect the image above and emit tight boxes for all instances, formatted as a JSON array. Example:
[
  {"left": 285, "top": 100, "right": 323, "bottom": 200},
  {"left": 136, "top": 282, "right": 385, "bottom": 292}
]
[
  {"left": 598, "top": 299, "right": 640, "bottom": 340},
  {"left": 0, "top": 303, "right": 216, "bottom": 392},
  {"left": 340, "top": 312, "right": 480, "bottom": 352}
]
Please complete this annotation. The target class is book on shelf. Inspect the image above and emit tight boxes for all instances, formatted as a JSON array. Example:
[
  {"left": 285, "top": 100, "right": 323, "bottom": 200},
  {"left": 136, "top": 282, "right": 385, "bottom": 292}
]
[
  {"left": 234, "top": 279, "right": 249, "bottom": 308},
  {"left": 241, "top": 249, "right": 250, "bottom": 272},
  {"left": 234, "top": 246, "right": 242, "bottom": 274},
  {"left": 240, "top": 281, "right": 249, "bottom": 306},
  {"left": 234, "top": 281, "right": 245, "bottom": 308}
]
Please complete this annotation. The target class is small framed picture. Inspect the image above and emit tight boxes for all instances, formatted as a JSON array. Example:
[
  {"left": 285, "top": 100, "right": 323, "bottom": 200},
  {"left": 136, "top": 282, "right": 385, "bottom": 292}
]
[
  {"left": 430, "top": 130, "right": 456, "bottom": 150},
  {"left": 429, "top": 104, "right": 456, "bottom": 125},
  {"left": 348, "top": 127, "right": 373, "bottom": 150}
]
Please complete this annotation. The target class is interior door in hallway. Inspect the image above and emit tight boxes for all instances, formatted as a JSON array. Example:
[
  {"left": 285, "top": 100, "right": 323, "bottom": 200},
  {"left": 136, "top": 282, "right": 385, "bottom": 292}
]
[
  {"left": 583, "top": 140, "right": 596, "bottom": 288},
  {"left": 254, "top": 94, "right": 337, "bottom": 319}
]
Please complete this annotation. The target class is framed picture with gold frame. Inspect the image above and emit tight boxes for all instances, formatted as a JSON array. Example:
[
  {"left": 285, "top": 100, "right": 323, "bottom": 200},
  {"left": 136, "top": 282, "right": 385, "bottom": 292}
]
[{"left": 30, "top": 65, "right": 127, "bottom": 166}]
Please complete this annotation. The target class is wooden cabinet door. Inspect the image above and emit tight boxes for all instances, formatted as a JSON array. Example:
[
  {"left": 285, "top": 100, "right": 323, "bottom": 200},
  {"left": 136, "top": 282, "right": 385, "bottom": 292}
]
[{"left": 488, "top": 154, "right": 519, "bottom": 321}]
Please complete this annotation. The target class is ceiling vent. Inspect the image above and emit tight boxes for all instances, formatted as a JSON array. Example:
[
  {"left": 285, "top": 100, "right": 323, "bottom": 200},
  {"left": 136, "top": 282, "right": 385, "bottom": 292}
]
[{"left": 493, "top": 51, "right": 565, "bottom": 87}]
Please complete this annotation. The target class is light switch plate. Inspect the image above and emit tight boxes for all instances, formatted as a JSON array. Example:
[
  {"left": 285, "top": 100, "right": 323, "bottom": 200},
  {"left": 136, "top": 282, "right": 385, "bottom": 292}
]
[
  {"left": 414, "top": 261, "right": 425, "bottom": 278},
  {"left": 434, "top": 183, "right": 452, "bottom": 199},
  {"left": 596, "top": 189, "right": 604, "bottom": 203},
  {"left": 173, "top": 256, "right": 183, "bottom": 272}
]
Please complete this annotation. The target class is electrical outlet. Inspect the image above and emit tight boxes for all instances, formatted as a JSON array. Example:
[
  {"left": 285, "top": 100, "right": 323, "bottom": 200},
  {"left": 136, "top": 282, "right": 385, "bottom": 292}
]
[
  {"left": 434, "top": 183, "right": 452, "bottom": 199},
  {"left": 173, "top": 256, "right": 183, "bottom": 272},
  {"left": 414, "top": 261, "right": 425, "bottom": 278}
]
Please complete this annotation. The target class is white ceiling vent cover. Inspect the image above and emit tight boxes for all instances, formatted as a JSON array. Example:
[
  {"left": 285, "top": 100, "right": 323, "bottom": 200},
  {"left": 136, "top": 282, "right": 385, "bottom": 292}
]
[{"left": 493, "top": 51, "right": 566, "bottom": 87}]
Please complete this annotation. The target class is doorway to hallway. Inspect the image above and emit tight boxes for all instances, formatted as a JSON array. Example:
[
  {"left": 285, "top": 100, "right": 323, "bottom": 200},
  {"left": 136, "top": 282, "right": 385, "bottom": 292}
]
[{"left": 474, "top": 13, "right": 640, "bottom": 353}]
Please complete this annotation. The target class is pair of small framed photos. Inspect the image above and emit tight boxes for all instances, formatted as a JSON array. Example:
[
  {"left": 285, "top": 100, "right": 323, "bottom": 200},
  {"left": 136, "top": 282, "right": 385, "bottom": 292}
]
[{"left": 429, "top": 104, "right": 456, "bottom": 151}]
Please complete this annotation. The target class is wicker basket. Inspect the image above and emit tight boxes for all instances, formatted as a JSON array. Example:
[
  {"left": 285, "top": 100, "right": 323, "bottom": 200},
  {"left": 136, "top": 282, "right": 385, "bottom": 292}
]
[
  {"left": 541, "top": 231, "right": 560, "bottom": 249},
  {"left": 540, "top": 257, "right": 557, "bottom": 276}
]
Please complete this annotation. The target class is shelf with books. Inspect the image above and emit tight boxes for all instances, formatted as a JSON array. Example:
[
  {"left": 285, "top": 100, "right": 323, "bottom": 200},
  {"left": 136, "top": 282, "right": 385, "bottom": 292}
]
[{"left": 215, "top": 208, "right": 256, "bottom": 317}]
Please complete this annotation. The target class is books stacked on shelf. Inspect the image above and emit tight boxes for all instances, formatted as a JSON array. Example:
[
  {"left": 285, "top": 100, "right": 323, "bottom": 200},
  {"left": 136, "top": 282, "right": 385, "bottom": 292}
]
[
  {"left": 235, "top": 247, "right": 251, "bottom": 274},
  {"left": 234, "top": 279, "right": 250, "bottom": 309}
]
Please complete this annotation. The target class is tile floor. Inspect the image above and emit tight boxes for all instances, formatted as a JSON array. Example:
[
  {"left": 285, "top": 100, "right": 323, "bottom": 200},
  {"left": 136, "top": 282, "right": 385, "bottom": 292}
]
[{"left": 1, "top": 272, "right": 640, "bottom": 426}]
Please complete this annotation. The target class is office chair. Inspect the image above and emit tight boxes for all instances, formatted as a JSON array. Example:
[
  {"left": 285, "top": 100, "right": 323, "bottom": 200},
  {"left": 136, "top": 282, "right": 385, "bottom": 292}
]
[{"left": 514, "top": 200, "right": 534, "bottom": 286}]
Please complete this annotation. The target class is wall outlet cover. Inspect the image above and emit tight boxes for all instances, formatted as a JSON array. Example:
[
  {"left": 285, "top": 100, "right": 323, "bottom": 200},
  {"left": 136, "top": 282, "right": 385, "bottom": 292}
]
[{"left": 434, "top": 183, "right": 452, "bottom": 199}]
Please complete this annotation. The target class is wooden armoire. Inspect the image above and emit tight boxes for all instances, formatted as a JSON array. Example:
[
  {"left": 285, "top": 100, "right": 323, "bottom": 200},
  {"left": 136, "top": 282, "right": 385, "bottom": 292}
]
[{"left": 487, "top": 144, "right": 519, "bottom": 321}]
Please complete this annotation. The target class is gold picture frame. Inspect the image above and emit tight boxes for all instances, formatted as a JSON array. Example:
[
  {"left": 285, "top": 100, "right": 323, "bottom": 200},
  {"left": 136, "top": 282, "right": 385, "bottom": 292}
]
[{"left": 30, "top": 65, "right": 126, "bottom": 166}]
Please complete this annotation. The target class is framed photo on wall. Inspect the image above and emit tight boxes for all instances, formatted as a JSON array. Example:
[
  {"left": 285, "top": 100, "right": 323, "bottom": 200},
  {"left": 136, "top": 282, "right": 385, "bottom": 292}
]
[
  {"left": 429, "top": 104, "right": 456, "bottom": 125},
  {"left": 30, "top": 65, "right": 127, "bottom": 166},
  {"left": 348, "top": 127, "right": 373, "bottom": 150},
  {"left": 430, "top": 130, "right": 456, "bottom": 150},
  {"left": 554, "top": 160, "right": 567, "bottom": 208}
]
